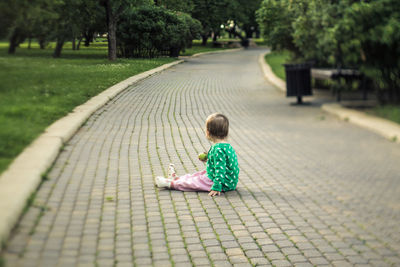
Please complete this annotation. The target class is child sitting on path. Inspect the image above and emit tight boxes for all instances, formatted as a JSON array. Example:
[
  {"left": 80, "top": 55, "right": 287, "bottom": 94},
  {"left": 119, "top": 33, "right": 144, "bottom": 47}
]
[{"left": 156, "top": 113, "right": 239, "bottom": 196}]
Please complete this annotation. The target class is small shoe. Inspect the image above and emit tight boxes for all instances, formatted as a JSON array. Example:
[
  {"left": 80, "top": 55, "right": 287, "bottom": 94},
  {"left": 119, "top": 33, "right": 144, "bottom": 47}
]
[{"left": 156, "top": 176, "right": 171, "bottom": 188}]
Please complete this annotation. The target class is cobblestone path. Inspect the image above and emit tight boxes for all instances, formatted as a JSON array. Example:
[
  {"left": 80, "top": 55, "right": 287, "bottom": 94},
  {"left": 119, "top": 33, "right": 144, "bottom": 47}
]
[{"left": 3, "top": 48, "right": 400, "bottom": 267}]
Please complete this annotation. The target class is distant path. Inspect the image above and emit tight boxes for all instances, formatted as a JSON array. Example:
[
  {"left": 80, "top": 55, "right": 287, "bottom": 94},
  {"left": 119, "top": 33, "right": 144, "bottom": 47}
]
[{"left": 3, "top": 48, "right": 400, "bottom": 267}]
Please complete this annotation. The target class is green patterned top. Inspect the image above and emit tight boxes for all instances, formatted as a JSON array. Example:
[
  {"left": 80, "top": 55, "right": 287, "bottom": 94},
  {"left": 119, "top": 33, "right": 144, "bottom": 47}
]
[{"left": 206, "top": 143, "right": 239, "bottom": 192}]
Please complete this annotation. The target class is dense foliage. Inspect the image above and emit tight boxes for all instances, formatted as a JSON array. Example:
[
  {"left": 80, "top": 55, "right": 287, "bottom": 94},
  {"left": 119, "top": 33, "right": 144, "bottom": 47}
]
[
  {"left": 1, "top": 0, "right": 261, "bottom": 59},
  {"left": 257, "top": 0, "right": 400, "bottom": 103},
  {"left": 117, "top": 6, "right": 201, "bottom": 57}
]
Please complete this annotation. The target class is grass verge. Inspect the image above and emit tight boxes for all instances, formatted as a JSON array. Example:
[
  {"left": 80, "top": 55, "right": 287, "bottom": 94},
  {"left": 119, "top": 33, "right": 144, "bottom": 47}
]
[
  {"left": 0, "top": 41, "right": 176, "bottom": 175},
  {"left": 366, "top": 105, "right": 400, "bottom": 125},
  {"left": 264, "top": 50, "right": 291, "bottom": 80}
]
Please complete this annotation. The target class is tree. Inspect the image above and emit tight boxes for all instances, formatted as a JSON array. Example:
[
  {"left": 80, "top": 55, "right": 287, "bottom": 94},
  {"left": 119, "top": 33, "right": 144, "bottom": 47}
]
[
  {"left": 0, "top": 0, "right": 19, "bottom": 40},
  {"left": 337, "top": 0, "right": 400, "bottom": 103},
  {"left": 226, "top": 0, "right": 261, "bottom": 39},
  {"left": 51, "top": 0, "right": 81, "bottom": 57},
  {"left": 191, "top": 0, "right": 229, "bottom": 45},
  {"left": 1, "top": 0, "right": 60, "bottom": 54},
  {"left": 256, "top": 0, "right": 300, "bottom": 56},
  {"left": 4, "top": 0, "right": 35, "bottom": 54},
  {"left": 239, "top": 0, "right": 262, "bottom": 38},
  {"left": 75, "top": 0, "right": 106, "bottom": 49},
  {"left": 99, "top": 0, "right": 151, "bottom": 61},
  {"left": 155, "top": 0, "right": 194, "bottom": 13}
]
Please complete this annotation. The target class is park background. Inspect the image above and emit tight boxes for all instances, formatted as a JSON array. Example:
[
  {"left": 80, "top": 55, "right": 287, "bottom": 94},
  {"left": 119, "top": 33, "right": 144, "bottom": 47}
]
[
  {"left": 1, "top": 0, "right": 399, "bottom": 177},
  {"left": 1, "top": 0, "right": 400, "bottom": 266}
]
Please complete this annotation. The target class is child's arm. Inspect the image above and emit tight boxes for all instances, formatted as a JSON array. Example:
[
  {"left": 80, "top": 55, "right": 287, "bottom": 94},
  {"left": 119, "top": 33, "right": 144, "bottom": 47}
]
[{"left": 209, "top": 148, "right": 226, "bottom": 194}]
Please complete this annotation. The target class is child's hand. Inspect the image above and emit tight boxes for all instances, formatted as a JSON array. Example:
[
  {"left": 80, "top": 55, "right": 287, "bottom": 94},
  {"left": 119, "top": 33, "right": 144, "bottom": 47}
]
[{"left": 208, "top": 190, "right": 221, "bottom": 197}]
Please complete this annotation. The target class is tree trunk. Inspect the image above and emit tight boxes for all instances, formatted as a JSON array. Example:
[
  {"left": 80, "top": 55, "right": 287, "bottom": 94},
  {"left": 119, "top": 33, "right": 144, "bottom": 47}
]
[
  {"left": 108, "top": 21, "right": 117, "bottom": 60},
  {"left": 38, "top": 36, "right": 46, "bottom": 49},
  {"left": 245, "top": 30, "right": 253, "bottom": 39},
  {"left": 84, "top": 31, "right": 92, "bottom": 47},
  {"left": 212, "top": 33, "right": 217, "bottom": 42},
  {"left": 187, "top": 40, "right": 193, "bottom": 48},
  {"left": 72, "top": 37, "right": 76, "bottom": 50},
  {"left": 53, "top": 38, "right": 65, "bottom": 58},
  {"left": 104, "top": 0, "right": 117, "bottom": 61},
  {"left": 8, "top": 28, "right": 20, "bottom": 54},
  {"left": 84, "top": 37, "right": 90, "bottom": 47},
  {"left": 77, "top": 36, "right": 83, "bottom": 50},
  {"left": 28, "top": 37, "right": 32, "bottom": 49},
  {"left": 201, "top": 35, "right": 208, "bottom": 46}
]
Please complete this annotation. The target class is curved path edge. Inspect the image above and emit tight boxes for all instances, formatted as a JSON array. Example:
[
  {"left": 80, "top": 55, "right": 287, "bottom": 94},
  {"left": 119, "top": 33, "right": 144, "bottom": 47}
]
[
  {"left": 258, "top": 51, "right": 400, "bottom": 144},
  {"left": 322, "top": 103, "right": 400, "bottom": 143},
  {"left": 0, "top": 59, "right": 184, "bottom": 251},
  {"left": 258, "top": 51, "right": 286, "bottom": 92}
]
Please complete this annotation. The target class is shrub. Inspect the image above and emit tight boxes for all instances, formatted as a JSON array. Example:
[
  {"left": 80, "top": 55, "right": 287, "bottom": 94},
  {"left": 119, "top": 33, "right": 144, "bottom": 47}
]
[
  {"left": 117, "top": 6, "right": 201, "bottom": 58},
  {"left": 178, "top": 12, "right": 202, "bottom": 49}
]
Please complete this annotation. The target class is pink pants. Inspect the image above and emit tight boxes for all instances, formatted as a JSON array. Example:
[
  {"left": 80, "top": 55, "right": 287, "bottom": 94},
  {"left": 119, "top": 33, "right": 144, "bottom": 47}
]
[{"left": 171, "top": 170, "right": 213, "bottom": 192}]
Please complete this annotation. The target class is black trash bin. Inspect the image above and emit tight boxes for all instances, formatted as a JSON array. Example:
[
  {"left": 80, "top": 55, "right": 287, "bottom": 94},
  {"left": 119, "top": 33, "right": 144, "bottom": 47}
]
[{"left": 284, "top": 63, "right": 312, "bottom": 104}]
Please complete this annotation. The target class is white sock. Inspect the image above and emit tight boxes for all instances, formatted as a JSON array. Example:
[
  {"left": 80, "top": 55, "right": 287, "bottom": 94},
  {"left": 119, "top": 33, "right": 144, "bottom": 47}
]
[{"left": 156, "top": 176, "right": 171, "bottom": 188}]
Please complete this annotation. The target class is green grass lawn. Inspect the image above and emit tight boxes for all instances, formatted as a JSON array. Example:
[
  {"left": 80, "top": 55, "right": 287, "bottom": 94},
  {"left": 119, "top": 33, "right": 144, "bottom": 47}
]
[
  {"left": 367, "top": 105, "right": 400, "bottom": 125},
  {"left": 0, "top": 41, "right": 177, "bottom": 175},
  {"left": 264, "top": 50, "right": 291, "bottom": 80},
  {"left": 253, "top": 38, "right": 268, "bottom": 46}
]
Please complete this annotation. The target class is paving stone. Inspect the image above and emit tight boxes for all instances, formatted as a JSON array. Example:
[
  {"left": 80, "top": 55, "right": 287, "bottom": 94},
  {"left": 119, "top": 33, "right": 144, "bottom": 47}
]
[
  {"left": 213, "top": 260, "right": 233, "bottom": 267},
  {"left": 331, "top": 260, "right": 354, "bottom": 267},
  {"left": 249, "top": 257, "right": 271, "bottom": 266},
  {"left": 292, "top": 263, "right": 313, "bottom": 267},
  {"left": 191, "top": 256, "right": 210, "bottom": 265},
  {"left": 225, "top": 248, "right": 244, "bottom": 257},
  {"left": 134, "top": 257, "right": 152, "bottom": 266},
  {"left": 261, "top": 244, "right": 280, "bottom": 253},
  {"left": 206, "top": 246, "right": 224, "bottom": 254},
  {"left": 232, "top": 263, "right": 252, "bottom": 267},
  {"left": 229, "top": 255, "right": 249, "bottom": 264},
  {"left": 209, "top": 252, "right": 228, "bottom": 261},
  {"left": 244, "top": 249, "right": 264, "bottom": 258},
  {"left": 271, "top": 259, "right": 292, "bottom": 267},
  {"left": 187, "top": 243, "right": 204, "bottom": 252},
  {"left": 308, "top": 257, "right": 330, "bottom": 265},
  {"left": 203, "top": 239, "right": 220, "bottom": 247},
  {"left": 287, "top": 254, "right": 308, "bottom": 263},
  {"left": 265, "top": 252, "right": 286, "bottom": 261},
  {"left": 222, "top": 240, "right": 240, "bottom": 249}
]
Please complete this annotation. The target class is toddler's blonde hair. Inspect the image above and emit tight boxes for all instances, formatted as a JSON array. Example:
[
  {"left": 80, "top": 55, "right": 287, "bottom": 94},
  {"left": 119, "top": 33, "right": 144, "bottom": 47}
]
[{"left": 205, "top": 113, "right": 229, "bottom": 141}]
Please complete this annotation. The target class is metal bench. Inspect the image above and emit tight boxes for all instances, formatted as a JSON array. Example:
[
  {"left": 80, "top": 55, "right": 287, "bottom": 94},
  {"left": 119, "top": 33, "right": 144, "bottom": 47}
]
[{"left": 311, "top": 68, "right": 367, "bottom": 101}]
